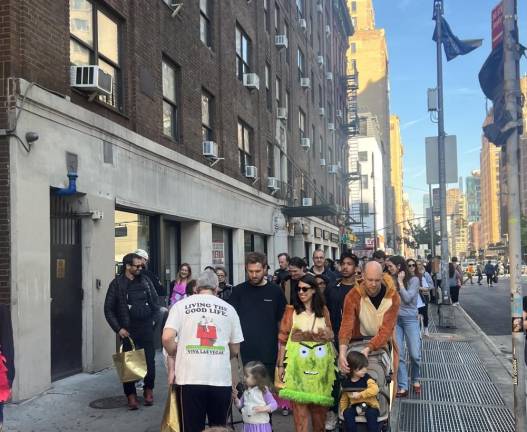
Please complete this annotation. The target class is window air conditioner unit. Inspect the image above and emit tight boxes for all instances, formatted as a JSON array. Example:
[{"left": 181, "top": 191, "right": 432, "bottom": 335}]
[
  {"left": 320, "top": 158, "right": 326, "bottom": 167},
  {"left": 317, "top": 3, "right": 323, "bottom": 13},
  {"left": 298, "top": 19, "right": 307, "bottom": 31},
  {"left": 319, "top": 107, "right": 325, "bottom": 116},
  {"left": 302, "top": 197, "right": 313, "bottom": 207},
  {"left": 317, "top": 55, "right": 324, "bottom": 66},
  {"left": 267, "top": 177, "right": 280, "bottom": 190},
  {"left": 70, "top": 65, "right": 112, "bottom": 96},
  {"left": 325, "top": 25, "right": 331, "bottom": 36},
  {"left": 328, "top": 123, "right": 336, "bottom": 131},
  {"left": 245, "top": 165, "right": 257, "bottom": 178},
  {"left": 336, "top": 109, "right": 343, "bottom": 118},
  {"left": 277, "top": 107, "right": 288, "bottom": 120},
  {"left": 275, "top": 35, "right": 288, "bottom": 49},
  {"left": 326, "top": 72, "right": 333, "bottom": 81},
  {"left": 300, "top": 77, "right": 311, "bottom": 89},
  {"left": 328, "top": 164, "right": 339, "bottom": 174},
  {"left": 202, "top": 141, "right": 218, "bottom": 158},
  {"left": 243, "top": 73, "right": 260, "bottom": 90},
  {"left": 301, "top": 137, "right": 311, "bottom": 150}
]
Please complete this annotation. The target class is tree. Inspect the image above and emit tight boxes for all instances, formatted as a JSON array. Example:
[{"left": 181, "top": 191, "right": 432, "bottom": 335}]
[{"left": 403, "top": 221, "right": 439, "bottom": 252}]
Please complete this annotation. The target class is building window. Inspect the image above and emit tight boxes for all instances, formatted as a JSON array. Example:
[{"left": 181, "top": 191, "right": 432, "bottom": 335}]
[
  {"left": 200, "top": 0, "right": 212, "bottom": 47},
  {"left": 352, "top": 17, "right": 357, "bottom": 29},
  {"left": 284, "top": 22, "right": 290, "bottom": 63},
  {"left": 264, "top": 0, "right": 270, "bottom": 33},
  {"left": 311, "top": 71, "right": 315, "bottom": 104},
  {"left": 360, "top": 202, "right": 369, "bottom": 217},
  {"left": 236, "top": 25, "right": 250, "bottom": 80},
  {"left": 267, "top": 142, "right": 275, "bottom": 178},
  {"left": 275, "top": 77, "right": 281, "bottom": 105},
  {"left": 299, "top": 109, "right": 306, "bottom": 139},
  {"left": 361, "top": 175, "right": 369, "bottom": 189},
  {"left": 274, "top": 3, "right": 280, "bottom": 32},
  {"left": 265, "top": 63, "right": 272, "bottom": 111},
  {"left": 358, "top": 151, "right": 368, "bottom": 162},
  {"left": 329, "top": 146, "right": 333, "bottom": 164},
  {"left": 351, "top": 1, "right": 357, "bottom": 13},
  {"left": 319, "top": 136, "right": 324, "bottom": 159},
  {"left": 311, "top": 125, "right": 316, "bottom": 157},
  {"left": 162, "top": 60, "right": 178, "bottom": 139},
  {"left": 297, "top": 48, "right": 305, "bottom": 79},
  {"left": 69, "top": 0, "right": 122, "bottom": 109},
  {"left": 296, "top": 0, "right": 304, "bottom": 18},
  {"left": 350, "top": 42, "right": 356, "bottom": 54},
  {"left": 238, "top": 119, "right": 252, "bottom": 174},
  {"left": 201, "top": 90, "right": 213, "bottom": 141},
  {"left": 285, "top": 90, "right": 291, "bottom": 130}
]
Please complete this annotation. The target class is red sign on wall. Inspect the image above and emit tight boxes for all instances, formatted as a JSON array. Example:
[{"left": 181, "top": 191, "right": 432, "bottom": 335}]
[{"left": 492, "top": 2, "right": 504, "bottom": 50}]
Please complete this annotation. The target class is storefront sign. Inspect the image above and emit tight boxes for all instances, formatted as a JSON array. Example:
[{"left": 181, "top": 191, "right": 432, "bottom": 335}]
[
  {"left": 114, "top": 226, "right": 128, "bottom": 237},
  {"left": 323, "top": 230, "right": 330, "bottom": 240},
  {"left": 212, "top": 241, "right": 224, "bottom": 265},
  {"left": 314, "top": 227, "right": 322, "bottom": 238},
  {"left": 331, "top": 233, "right": 339, "bottom": 243}
]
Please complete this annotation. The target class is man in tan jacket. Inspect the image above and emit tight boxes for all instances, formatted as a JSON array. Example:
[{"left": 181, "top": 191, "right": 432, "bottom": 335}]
[{"left": 338, "top": 261, "right": 400, "bottom": 374}]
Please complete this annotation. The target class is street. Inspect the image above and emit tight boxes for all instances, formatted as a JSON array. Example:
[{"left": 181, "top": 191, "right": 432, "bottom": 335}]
[{"left": 460, "top": 276, "right": 526, "bottom": 358}]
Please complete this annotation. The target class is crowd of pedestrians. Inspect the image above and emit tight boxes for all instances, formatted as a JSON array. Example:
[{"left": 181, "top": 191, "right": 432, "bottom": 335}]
[{"left": 99, "top": 246, "right": 506, "bottom": 432}]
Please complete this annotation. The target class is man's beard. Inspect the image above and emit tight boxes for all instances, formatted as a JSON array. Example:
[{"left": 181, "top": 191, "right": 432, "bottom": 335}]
[{"left": 250, "top": 276, "right": 264, "bottom": 285}]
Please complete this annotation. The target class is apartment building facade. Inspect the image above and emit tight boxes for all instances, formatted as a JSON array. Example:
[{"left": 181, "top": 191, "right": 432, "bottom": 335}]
[{"left": 0, "top": 0, "right": 352, "bottom": 399}]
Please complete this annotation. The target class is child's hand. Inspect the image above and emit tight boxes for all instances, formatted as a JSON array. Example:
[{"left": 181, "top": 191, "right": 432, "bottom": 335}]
[{"left": 253, "top": 405, "right": 270, "bottom": 413}]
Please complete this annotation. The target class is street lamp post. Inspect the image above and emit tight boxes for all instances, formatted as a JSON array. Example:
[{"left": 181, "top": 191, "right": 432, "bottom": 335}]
[{"left": 434, "top": 0, "right": 455, "bottom": 327}]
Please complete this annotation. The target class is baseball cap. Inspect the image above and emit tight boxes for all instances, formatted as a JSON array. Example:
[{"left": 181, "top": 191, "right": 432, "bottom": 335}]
[{"left": 134, "top": 249, "right": 149, "bottom": 260}]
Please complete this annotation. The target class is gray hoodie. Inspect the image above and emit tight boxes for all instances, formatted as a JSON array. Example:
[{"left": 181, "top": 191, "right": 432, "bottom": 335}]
[{"left": 397, "top": 275, "right": 420, "bottom": 318}]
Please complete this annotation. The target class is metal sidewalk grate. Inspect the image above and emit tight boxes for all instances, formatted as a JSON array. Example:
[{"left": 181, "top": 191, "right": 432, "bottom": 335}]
[
  {"left": 409, "top": 380, "right": 505, "bottom": 405},
  {"left": 417, "top": 362, "right": 491, "bottom": 382},
  {"left": 398, "top": 403, "right": 514, "bottom": 432},
  {"left": 421, "top": 349, "right": 482, "bottom": 364}
]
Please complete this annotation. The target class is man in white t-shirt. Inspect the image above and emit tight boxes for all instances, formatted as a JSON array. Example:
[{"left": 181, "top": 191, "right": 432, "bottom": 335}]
[{"left": 162, "top": 270, "right": 244, "bottom": 432}]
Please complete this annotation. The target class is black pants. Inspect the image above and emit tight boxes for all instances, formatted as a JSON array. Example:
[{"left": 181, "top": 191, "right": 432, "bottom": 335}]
[
  {"left": 122, "top": 334, "right": 156, "bottom": 396},
  {"left": 449, "top": 285, "right": 460, "bottom": 303},
  {"left": 478, "top": 274, "right": 483, "bottom": 284},
  {"left": 418, "top": 304, "right": 429, "bottom": 328},
  {"left": 343, "top": 405, "right": 379, "bottom": 432},
  {"left": 486, "top": 274, "right": 493, "bottom": 285},
  {"left": 178, "top": 384, "right": 232, "bottom": 432}
]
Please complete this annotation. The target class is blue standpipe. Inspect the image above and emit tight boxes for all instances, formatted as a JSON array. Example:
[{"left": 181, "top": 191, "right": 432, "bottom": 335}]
[{"left": 54, "top": 172, "right": 78, "bottom": 196}]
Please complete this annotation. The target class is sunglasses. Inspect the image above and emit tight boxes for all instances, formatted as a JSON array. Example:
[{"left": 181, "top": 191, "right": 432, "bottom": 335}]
[
  {"left": 408, "top": 263, "right": 416, "bottom": 267},
  {"left": 296, "top": 287, "right": 313, "bottom": 293}
]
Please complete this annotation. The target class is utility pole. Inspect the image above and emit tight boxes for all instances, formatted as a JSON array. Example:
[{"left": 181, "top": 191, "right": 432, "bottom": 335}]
[
  {"left": 502, "top": 0, "right": 526, "bottom": 429},
  {"left": 434, "top": 0, "right": 454, "bottom": 325},
  {"left": 429, "top": 184, "right": 435, "bottom": 255}
]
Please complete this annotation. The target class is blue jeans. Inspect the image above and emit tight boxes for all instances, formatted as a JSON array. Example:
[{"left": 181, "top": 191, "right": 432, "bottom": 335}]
[
  {"left": 0, "top": 401, "right": 3, "bottom": 423},
  {"left": 396, "top": 314, "right": 421, "bottom": 391},
  {"left": 343, "top": 405, "right": 379, "bottom": 432}
]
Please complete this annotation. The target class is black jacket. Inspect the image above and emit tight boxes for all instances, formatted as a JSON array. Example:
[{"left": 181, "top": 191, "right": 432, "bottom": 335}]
[
  {"left": 218, "top": 283, "right": 233, "bottom": 301},
  {"left": 104, "top": 273, "right": 160, "bottom": 333},
  {"left": 0, "top": 304, "right": 15, "bottom": 386},
  {"left": 142, "top": 268, "right": 165, "bottom": 297}
]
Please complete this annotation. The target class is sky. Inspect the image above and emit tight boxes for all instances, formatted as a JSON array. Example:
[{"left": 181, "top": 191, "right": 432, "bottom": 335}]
[{"left": 374, "top": 0, "right": 526, "bottom": 217}]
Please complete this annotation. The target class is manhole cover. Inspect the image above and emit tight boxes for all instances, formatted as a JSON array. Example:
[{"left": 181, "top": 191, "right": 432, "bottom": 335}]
[
  {"left": 426, "top": 333, "right": 466, "bottom": 342},
  {"left": 89, "top": 395, "right": 144, "bottom": 409}
]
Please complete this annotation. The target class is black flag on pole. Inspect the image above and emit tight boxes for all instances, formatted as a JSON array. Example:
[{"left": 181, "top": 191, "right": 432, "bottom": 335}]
[{"left": 432, "top": 16, "right": 482, "bottom": 61}]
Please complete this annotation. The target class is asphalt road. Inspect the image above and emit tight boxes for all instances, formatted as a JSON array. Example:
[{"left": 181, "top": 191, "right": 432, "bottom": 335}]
[{"left": 459, "top": 276, "right": 513, "bottom": 336}]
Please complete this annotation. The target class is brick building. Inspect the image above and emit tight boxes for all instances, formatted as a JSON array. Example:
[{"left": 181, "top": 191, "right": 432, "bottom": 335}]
[{"left": 0, "top": 0, "right": 352, "bottom": 399}]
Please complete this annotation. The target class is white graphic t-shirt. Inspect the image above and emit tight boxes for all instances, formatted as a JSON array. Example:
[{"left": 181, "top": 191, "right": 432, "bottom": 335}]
[{"left": 164, "top": 293, "right": 244, "bottom": 387}]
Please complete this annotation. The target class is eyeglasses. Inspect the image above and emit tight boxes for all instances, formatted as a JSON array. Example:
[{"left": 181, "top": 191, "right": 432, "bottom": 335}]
[
  {"left": 296, "top": 287, "right": 313, "bottom": 293},
  {"left": 408, "top": 263, "right": 416, "bottom": 268},
  {"left": 131, "top": 264, "right": 143, "bottom": 269}
]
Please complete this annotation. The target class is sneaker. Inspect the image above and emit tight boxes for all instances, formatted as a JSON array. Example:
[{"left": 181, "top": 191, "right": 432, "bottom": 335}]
[
  {"left": 127, "top": 394, "right": 139, "bottom": 411},
  {"left": 143, "top": 388, "right": 154, "bottom": 406},
  {"left": 423, "top": 328, "right": 430, "bottom": 337},
  {"left": 325, "top": 410, "right": 338, "bottom": 430},
  {"left": 281, "top": 408, "right": 290, "bottom": 416}
]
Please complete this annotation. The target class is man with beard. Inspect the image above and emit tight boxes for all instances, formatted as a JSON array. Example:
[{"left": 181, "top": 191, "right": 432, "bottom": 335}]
[
  {"left": 229, "top": 252, "right": 287, "bottom": 377},
  {"left": 273, "top": 253, "right": 291, "bottom": 287},
  {"left": 323, "top": 251, "right": 359, "bottom": 430}
]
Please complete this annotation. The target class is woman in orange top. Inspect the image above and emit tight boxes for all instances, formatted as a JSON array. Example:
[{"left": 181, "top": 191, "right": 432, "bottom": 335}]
[{"left": 276, "top": 274, "right": 335, "bottom": 432}]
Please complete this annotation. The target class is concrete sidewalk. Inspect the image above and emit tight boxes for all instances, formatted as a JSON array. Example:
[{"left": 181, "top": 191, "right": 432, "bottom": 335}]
[{"left": 392, "top": 304, "right": 515, "bottom": 432}]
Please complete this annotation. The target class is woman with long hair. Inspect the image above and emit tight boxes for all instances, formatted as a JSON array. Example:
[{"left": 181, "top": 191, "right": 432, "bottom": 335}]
[
  {"left": 416, "top": 261, "right": 433, "bottom": 337},
  {"left": 169, "top": 263, "right": 192, "bottom": 306},
  {"left": 276, "top": 274, "right": 335, "bottom": 432},
  {"left": 448, "top": 262, "right": 463, "bottom": 305},
  {"left": 386, "top": 256, "right": 421, "bottom": 398}
]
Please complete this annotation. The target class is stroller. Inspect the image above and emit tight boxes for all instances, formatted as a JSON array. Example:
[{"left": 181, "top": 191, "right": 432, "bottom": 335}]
[{"left": 337, "top": 339, "right": 393, "bottom": 432}]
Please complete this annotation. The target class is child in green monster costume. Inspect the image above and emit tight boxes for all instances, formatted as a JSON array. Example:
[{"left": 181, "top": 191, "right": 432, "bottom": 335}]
[{"left": 277, "top": 274, "right": 336, "bottom": 432}]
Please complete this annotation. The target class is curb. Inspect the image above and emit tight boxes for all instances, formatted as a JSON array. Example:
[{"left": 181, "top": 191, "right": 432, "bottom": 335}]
[{"left": 457, "top": 305, "right": 513, "bottom": 378}]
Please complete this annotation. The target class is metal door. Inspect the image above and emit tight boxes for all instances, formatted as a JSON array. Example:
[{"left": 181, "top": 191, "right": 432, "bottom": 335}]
[{"left": 50, "top": 195, "right": 83, "bottom": 381}]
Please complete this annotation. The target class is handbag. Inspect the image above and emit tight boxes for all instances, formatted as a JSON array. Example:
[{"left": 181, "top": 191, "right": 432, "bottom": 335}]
[
  {"left": 112, "top": 337, "right": 147, "bottom": 383},
  {"left": 160, "top": 386, "right": 180, "bottom": 432}
]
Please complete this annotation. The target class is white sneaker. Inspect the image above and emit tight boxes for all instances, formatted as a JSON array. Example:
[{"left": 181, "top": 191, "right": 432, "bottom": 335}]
[
  {"left": 325, "top": 410, "right": 338, "bottom": 430},
  {"left": 281, "top": 409, "right": 290, "bottom": 416},
  {"left": 424, "top": 328, "right": 430, "bottom": 337}
]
